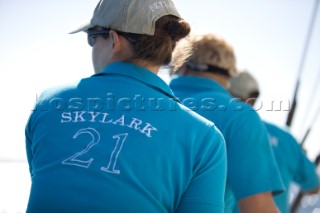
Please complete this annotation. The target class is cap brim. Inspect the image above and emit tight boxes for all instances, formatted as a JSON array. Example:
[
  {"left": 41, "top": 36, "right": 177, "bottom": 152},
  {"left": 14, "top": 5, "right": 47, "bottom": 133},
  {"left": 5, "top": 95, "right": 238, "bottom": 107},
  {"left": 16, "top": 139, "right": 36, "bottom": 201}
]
[{"left": 69, "top": 22, "right": 92, "bottom": 34}]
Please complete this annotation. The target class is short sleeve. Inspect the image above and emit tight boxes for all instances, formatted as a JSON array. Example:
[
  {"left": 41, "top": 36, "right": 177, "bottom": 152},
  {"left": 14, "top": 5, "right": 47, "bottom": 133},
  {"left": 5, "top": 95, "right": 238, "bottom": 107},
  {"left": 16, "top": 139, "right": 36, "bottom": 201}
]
[
  {"left": 176, "top": 125, "right": 227, "bottom": 213},
  {"left": 225, "top": 109, "right": 284, "bottom": 200}
]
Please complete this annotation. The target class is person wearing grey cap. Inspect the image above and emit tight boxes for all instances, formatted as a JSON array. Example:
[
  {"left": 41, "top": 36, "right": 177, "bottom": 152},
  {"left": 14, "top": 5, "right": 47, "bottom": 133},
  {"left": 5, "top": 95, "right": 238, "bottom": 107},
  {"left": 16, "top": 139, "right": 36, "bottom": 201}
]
[
  {"left": 170, "top": 34, "right": 284, "bottom": 213},
  {"left": 230, "top": 71, "right": 319, "bottom": 213},
  {"left": 25, "top": 0, "right": 227, "bottom": 212}
]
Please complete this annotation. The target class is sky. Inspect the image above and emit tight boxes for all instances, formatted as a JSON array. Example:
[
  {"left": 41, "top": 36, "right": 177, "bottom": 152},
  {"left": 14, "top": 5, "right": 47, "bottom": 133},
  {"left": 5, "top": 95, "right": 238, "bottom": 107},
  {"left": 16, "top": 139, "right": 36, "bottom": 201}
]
[
  {"left": 0, "top": 0, "right": 319, "bottom": 212},
  {"left": 0, "top": 0, "right": 319, "bottom": 162}
]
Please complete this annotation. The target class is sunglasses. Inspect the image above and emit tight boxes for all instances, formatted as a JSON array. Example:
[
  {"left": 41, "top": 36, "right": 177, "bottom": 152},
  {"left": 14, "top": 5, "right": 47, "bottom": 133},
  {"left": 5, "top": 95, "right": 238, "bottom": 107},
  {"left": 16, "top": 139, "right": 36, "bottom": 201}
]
[
  {"left": 87, "top": 28, "right": 111, "bottom": 47},
  {"left": 87, "top": 28, "right": 139, "bottom": 47}
]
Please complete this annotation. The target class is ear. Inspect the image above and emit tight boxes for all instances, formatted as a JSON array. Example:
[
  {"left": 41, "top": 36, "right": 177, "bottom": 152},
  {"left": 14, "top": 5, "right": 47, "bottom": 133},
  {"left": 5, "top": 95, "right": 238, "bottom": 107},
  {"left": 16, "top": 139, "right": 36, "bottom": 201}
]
[{"left": 109, "top": 30, "right": 122, "bottom": 59}]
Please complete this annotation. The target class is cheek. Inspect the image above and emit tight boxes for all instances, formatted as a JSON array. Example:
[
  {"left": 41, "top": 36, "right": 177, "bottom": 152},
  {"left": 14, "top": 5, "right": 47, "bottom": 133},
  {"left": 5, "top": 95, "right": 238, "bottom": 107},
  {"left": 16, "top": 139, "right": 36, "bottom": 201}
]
[
  {"left": 92, "top": 39, "right": 112, "bottom": 73},
  {"left": 92, "top": 46, "right": 99, "bottom": 71},
  {"left": 92, "top": 45, "right": 106, "bottom": 73},
  {"left": 92, "top": 41, "right": 108, "bottom": 72}
]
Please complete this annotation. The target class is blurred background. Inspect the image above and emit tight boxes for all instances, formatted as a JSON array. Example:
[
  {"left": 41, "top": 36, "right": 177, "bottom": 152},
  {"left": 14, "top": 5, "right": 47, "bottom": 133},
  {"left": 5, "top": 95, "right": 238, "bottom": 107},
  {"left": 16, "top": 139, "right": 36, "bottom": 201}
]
[{"left": 0, "top": 0, "right": 319, "bottom": 212}]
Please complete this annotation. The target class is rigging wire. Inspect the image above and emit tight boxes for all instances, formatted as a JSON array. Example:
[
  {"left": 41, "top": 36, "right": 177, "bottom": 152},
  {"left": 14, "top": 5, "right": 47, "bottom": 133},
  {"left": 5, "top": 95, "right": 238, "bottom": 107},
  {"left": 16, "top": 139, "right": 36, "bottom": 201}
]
[
  {"left": 295, "top": 0, "right": 320, "bottom": 81},
  {"left": 290, "top": 1, "right": 320, "bottom": 207},
  {"left": 286, "top": 0, "right": 320, "bottom": 128},
  {"left": 300, "top": 101, "right": 320, "bottom": 147},
  {"left": 299, "top": 67, "right": 320, "bottom": 133}
]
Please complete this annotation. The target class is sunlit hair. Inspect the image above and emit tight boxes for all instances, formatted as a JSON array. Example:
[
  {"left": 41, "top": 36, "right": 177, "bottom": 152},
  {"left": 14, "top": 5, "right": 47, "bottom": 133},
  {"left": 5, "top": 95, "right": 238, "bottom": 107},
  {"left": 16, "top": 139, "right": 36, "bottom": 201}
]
[
  {"left": 184, "top": 33, "right": 237, "bottom": 76},
  {"left": 120, "top": 15, "right": 191, "bottom": 71},
  {"left": 171, "top": 36, "right": 193, "bottom": 72}
]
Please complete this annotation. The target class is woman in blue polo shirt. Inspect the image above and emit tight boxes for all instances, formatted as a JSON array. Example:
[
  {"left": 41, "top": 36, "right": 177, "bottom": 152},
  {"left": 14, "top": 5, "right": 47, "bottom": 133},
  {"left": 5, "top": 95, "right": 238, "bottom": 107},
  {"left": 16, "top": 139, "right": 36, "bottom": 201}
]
[{"left": 25, "top": 0, "right": 227, "bottom": 212}]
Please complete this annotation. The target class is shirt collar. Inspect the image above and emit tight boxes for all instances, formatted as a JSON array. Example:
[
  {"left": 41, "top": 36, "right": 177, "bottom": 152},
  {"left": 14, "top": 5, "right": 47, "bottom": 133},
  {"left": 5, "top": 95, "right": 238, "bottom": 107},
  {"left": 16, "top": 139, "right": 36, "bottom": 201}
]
[
  {"left": 92, "top": 62, "right": 178, "bottom": 101},
  {"left": 170, "top": 75, "right": 232, "bottom": 97}
]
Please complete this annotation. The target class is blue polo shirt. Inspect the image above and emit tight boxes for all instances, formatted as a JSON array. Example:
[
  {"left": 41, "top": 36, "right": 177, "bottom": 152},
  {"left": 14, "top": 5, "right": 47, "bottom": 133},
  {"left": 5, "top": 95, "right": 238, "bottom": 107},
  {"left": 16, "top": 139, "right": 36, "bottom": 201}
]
[
  {"left": 25, "top": 62, "right": 227, "bottom": 213},
  {"left": 265, "top": 121, "right": 319, "bottom": 213},
  {"left": 170, "top": 75, "right": 284, "bottom": 212}
]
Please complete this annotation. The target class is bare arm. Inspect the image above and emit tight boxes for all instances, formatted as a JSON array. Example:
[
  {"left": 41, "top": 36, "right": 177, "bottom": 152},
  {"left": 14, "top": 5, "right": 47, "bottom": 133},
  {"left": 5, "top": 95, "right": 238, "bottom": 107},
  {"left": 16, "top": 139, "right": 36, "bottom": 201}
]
[{"left": 237, "top": 192, "right": 279, "bottom": 213}]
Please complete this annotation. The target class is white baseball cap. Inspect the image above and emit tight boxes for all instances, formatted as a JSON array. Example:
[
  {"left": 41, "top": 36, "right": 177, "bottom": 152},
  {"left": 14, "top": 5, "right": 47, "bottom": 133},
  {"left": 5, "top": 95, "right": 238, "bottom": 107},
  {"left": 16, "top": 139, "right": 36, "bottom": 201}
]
[{"left": 230, "top": 71, "right": 260, "bottom": 99}]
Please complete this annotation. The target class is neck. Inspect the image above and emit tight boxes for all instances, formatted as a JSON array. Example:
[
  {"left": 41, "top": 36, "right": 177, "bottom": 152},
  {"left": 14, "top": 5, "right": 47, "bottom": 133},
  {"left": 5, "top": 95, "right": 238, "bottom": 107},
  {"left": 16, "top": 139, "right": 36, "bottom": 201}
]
[{"left": 132, "top": 60, "right": 160, "bottom": 74}]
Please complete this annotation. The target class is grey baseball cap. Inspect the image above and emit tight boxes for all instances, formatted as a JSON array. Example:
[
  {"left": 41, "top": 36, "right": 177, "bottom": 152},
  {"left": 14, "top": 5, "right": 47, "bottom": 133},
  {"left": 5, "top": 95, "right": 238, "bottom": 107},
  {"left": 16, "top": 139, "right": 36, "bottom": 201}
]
[
  {"left": 230, "top": 71, "right": 260, "bottom": 99},
  {"left": 70, "top": 0, "right": 181, "bottom": 35}
]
